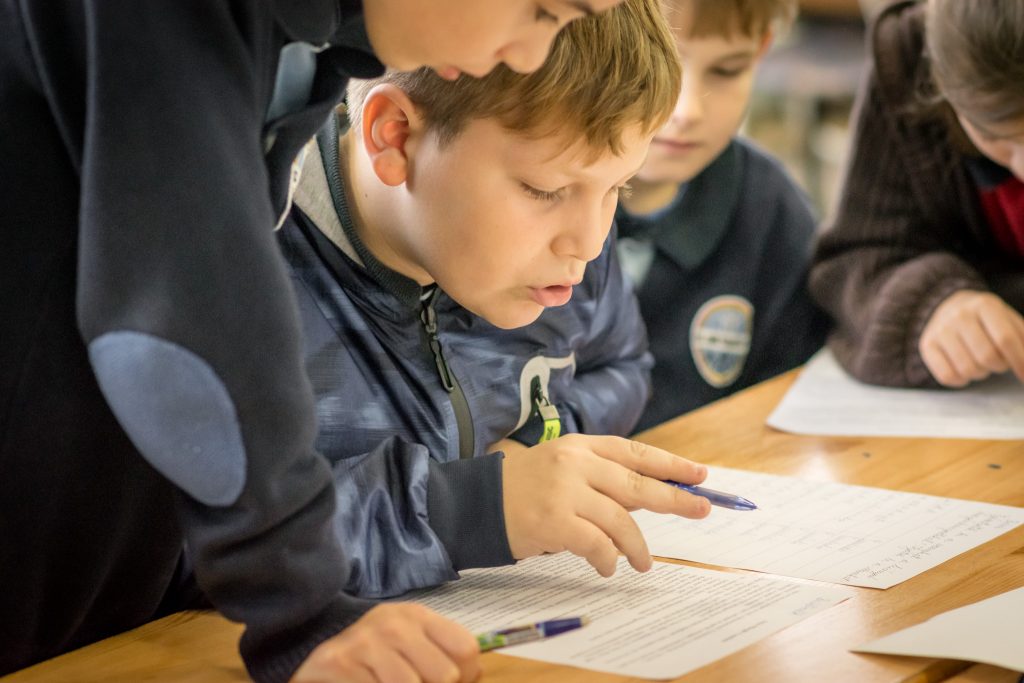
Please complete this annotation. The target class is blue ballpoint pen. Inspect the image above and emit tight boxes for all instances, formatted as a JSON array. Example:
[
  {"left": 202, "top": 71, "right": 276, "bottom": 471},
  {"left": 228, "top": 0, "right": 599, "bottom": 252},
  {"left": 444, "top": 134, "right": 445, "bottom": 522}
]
[{"left": 664, "top": 481, "right": 758, "bottom": 510}]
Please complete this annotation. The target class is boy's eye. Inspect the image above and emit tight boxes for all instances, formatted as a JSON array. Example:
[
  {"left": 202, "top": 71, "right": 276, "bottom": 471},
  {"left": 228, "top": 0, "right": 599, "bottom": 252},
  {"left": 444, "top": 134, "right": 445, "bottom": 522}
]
[
  {"left": 710, "top": 64, "right": 750, "bottom": 79},
  {"left": 535, "top": 5, "right": 560, "bottom": 24},
  {"left": 521, "top": 182, "right": 563, "bottom": 202}
]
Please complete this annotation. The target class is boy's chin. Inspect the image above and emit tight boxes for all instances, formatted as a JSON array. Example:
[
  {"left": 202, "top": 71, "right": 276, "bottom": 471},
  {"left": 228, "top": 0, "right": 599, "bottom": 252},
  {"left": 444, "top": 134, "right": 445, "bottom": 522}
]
[{"left": 481, "top": 303, "right": 545, "bottom": 330}]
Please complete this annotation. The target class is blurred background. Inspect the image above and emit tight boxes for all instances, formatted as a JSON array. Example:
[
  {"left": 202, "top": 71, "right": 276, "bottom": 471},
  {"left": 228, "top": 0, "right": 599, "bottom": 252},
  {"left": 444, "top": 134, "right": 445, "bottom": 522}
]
[{"left": 745, "top": 0, "right": 883, "bottom": 221}]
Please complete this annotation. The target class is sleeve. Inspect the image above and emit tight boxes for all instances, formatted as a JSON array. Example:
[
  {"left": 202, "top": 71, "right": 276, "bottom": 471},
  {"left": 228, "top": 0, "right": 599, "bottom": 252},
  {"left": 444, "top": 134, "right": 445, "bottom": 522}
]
[
  {"left": 559, "top": 229, "right": 655, "bottom": 436},
  {"left": 989, "top": 269, "right": 1024, "bottom": 313},
  {"left": 70, "top": 4, "right": 368, "bottom": 681},
  {"left": 808, "top": 46, "right": 989, "bottom": 388},
  {"left": 327, "top": 437, "right": 513, "bottom": 597}
]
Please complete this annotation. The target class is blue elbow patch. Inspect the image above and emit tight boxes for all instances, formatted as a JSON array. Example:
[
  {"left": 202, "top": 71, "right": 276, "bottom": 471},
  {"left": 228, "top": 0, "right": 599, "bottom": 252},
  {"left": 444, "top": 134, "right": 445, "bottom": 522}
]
[{"left": 88, "top": 331, "right": 247, "bottom": 506}]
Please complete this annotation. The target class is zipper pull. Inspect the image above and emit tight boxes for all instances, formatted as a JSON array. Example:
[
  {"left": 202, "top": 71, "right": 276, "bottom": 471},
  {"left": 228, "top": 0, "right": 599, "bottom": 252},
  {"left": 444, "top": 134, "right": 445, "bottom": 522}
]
[
  {"left": 530, "top": 376, "right": 561, "bottom": 443},
  {"left": 420, "top": 290, "right": 455, "bottom": 392}
]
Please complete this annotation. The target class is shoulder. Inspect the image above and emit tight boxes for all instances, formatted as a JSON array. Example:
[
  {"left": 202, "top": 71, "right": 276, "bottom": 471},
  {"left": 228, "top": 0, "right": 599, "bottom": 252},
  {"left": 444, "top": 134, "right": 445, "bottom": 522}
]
[
  {"left": 732, "top": 138, "right": 799, "bottom": 188},
  {"left": 732, "top": 138, "right": 816, "bottom": 233}
]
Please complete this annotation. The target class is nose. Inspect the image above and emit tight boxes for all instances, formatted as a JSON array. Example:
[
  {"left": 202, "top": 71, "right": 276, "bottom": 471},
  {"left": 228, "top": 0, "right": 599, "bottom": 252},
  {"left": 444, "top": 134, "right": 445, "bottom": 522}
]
[
  {"left": 671, "top": 74, "right": 704, "bottom": 128},
  {"left": 496, "top": 26, "right": 558, "bottom": 74},
  {"left": 551, "top": 201, "right": 609, "bottom": 263}
]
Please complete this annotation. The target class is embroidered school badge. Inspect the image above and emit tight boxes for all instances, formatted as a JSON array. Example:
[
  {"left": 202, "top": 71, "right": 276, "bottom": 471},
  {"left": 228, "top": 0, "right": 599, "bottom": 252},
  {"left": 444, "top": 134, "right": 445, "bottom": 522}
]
[{"left": 689, "top": 295, "right": 754, "bottom": 388}]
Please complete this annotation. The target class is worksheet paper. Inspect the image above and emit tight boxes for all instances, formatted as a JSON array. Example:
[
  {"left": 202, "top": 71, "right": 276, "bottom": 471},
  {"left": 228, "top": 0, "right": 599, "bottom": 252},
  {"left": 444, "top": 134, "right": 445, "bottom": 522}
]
[
  {"left": 766, "top": 349, "right": 1024, "bottom": 439},
  {"left": 853, "top": 587, "right": 1024, "bottom": 672},
  {"left": 409, "top": 553, "right": 850, "bottom": 679},
  {"left": 633, "top": 467, "right": 1024, "bottom": 589}
]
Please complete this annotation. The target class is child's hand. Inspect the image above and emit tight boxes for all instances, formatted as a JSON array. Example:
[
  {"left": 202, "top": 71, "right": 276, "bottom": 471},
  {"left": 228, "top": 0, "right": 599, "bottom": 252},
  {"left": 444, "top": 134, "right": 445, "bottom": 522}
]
[
  {"left": 501, "top": 434, "right": 711, "bottom": 577},
  {"left": 919, "top": 290, "right": 1024, "bottom": 387},
  {"left": 291, "top": 603, "right": 479, "bottom": 683}
]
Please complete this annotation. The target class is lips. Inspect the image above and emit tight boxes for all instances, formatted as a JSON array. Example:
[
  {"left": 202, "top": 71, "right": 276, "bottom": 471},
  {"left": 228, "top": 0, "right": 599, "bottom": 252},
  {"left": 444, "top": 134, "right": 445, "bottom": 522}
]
[
  {"left": 530, "top": 284, "right": 574, "bottom": 307},
  {"left": 653, "top": 138, "right": 701, "bottom": 153}
]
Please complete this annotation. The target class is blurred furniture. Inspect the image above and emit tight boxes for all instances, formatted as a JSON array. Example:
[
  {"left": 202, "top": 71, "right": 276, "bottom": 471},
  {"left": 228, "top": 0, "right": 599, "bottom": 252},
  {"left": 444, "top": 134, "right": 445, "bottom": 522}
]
[{"left": 750, "top": 6, "right": 869, "bottom": 214}]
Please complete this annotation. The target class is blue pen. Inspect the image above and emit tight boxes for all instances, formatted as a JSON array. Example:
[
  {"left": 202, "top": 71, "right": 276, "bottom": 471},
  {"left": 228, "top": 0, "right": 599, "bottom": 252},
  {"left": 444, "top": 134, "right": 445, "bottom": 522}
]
[
  {"left": 476, "top": 617, "right": 588, "bottom": 652},
  {"left": 665, "top": 481, "right": 757, "bottom": 510}
]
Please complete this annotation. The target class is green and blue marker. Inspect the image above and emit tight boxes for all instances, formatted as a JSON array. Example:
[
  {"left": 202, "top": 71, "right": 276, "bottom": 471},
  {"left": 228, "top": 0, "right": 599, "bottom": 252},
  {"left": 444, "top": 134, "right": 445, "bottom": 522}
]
[{"left": 476, "top": 616, "right": 589, "bottom": 652}]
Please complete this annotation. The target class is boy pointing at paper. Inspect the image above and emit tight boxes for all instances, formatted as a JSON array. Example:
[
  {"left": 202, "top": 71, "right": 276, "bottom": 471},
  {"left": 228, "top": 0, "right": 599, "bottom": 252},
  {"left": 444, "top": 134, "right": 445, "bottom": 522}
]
[{"left": 277, "top": 0, "right": 713, "bottom": 601}]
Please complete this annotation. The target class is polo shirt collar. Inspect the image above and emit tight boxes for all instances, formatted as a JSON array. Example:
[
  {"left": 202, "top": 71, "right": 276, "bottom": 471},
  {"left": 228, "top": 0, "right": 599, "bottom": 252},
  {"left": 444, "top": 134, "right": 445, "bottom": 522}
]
[{"left": 621, "top": 139, "right": 742, "bottom": 272}]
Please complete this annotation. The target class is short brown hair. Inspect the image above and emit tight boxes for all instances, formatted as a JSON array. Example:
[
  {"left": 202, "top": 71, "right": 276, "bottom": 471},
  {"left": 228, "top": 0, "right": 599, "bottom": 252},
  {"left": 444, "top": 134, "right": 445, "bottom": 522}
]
[
  {"left": 346, "top": 0, "right": 681, "bottom": 159},
  {"left": 667, "top": 0, "right": 797, "bottom": 40},
  {"left": 926, "top": 0, "right": 1024, "bottom": 127}
]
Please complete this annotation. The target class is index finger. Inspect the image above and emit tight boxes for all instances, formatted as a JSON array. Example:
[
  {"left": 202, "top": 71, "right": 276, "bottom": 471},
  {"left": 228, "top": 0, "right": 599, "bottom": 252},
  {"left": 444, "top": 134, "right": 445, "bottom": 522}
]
[
  {"left": 420, "top": 608, "right": 481, "bottom": 683},
  {"left": 584, "top": 435, "right": 708, "bottom": 485},
  {"left": 980, "top": 306, "right": 1024, "bottom": 382}
]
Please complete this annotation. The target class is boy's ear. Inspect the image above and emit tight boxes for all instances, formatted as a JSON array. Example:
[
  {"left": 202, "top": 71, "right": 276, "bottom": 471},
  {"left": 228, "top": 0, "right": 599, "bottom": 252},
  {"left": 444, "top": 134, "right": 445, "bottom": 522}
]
[{"left": 358, "top": 83, "right": 421, "bottom": 187}]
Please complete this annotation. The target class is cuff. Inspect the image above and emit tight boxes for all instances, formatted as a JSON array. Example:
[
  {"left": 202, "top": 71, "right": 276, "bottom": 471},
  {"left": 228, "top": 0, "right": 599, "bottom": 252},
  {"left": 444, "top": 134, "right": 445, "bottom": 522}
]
[
  {"left": 241, "top": 594, "right": 374, "bottom": 683},
  {"left": 426, "top": 452, "right": 515, "bottom": 571}
]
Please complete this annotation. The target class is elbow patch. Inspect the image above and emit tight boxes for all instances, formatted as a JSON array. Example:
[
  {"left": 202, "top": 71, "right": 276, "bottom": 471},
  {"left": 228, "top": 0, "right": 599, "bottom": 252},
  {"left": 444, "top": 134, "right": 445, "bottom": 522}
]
[{"left": 88, "top": 331, "right": 247, "bottom": 506}]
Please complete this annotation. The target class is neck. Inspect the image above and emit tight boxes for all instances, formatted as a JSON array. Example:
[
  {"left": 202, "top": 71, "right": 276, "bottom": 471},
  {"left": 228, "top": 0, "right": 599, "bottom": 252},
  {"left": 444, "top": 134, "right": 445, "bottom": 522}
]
[
  {"left": 620, "top": 177, "right": 681, "bottom": 215},
  {"left": 342, "top": 136, "right": 434, "bottom": 285}
]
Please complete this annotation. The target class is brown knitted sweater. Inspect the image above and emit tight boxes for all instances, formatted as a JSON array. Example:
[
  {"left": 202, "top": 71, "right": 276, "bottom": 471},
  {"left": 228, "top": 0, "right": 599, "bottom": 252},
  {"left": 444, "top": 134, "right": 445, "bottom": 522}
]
[{"left": 809, "top": 0, "right": 1024, "bottom": 387}]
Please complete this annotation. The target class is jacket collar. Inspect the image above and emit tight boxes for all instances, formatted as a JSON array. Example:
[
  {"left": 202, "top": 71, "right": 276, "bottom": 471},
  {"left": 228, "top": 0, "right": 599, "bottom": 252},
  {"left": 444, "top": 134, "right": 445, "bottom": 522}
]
[
  {"left": 294, "top": 113, "right": 424, "bottom": 309},
  {"left": 618, "top": 139, "right": 741, "bottom": 271},
  {"left": 273, "top": 0, "right": 355, "bottom": 44},
  {"left": 273, "top": 0, "right": 383, "bottom": 79}
]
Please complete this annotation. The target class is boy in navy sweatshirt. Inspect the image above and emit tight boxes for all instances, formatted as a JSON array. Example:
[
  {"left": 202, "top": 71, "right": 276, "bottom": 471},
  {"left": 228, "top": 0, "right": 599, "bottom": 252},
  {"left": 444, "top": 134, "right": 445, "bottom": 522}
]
[{"left": 616, "top": 0, "right": 829, "bottom": 430}]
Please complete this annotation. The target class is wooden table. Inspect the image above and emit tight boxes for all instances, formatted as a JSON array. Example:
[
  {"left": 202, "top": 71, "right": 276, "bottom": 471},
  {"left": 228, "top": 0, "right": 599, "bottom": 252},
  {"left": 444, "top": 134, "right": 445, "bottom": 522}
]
[{"left": 7, "top": 372, "right": 1023, "bottom": 683}]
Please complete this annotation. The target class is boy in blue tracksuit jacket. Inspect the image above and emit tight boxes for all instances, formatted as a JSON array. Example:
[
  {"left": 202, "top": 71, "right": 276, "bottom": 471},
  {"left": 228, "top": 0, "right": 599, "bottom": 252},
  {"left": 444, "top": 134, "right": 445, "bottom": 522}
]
[
  {"left": 280, "top": 0, "right": 714, "bottom": 600},
  {"left": 615, "top": 0, "right": 829, "bottom": 430}
]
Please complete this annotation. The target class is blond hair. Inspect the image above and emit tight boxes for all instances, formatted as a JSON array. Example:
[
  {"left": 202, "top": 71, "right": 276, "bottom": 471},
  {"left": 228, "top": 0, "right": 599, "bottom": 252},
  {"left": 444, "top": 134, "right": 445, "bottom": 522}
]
[
  {"left": 347, "top": 0, "right": 681, "bottom": 159},
  {"left": 667, "top": 0, "right": 798, "bottom": 39}
]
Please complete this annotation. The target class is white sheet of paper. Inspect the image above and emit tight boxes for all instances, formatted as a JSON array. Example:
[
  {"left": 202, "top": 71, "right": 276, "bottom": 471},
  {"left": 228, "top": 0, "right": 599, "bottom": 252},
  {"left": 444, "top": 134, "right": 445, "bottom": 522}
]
[
  {"left": 853, "top": 587, "right": 1024, "bottom": 672},
  {"left": 409, "top": 554, "right": 850, "bottom": 680},
  {"left": 766, "top": 349, "right": 1024, "bottom": 439},
  {"left": 633, "top": 467, "right": 1024, "bottom": 588}
]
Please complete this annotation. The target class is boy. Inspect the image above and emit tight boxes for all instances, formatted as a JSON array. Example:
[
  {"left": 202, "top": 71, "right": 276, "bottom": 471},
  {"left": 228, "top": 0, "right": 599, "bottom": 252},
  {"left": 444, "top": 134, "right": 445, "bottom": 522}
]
[
  {"left": 616, "top": 0, "right": 830, "bottom": 430},
  {"left": 280, "top": 0, "right": 711, "bottom": 600},
  {"left": 0, "top": 1, "right": 624, "bottom": 681}
]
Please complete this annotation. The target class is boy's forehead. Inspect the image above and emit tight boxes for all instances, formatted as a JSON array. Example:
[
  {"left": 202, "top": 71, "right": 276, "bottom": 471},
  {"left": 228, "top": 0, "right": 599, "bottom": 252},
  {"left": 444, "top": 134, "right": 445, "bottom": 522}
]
[
  {"left": 670, "top": 19, "right": 764, "bottom": 56},
  {"left": 666, "top": 0, "right": 769, "bottom": 43},
  {"left": 492, "top": 120, "right": 650, "bottom": 176}
]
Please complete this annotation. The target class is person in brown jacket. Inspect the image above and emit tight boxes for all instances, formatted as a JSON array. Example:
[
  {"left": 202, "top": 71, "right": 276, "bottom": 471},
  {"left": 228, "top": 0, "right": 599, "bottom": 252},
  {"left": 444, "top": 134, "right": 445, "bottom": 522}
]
[{"left": 810, "top": 0, "right": 1024, "bottom": 389}]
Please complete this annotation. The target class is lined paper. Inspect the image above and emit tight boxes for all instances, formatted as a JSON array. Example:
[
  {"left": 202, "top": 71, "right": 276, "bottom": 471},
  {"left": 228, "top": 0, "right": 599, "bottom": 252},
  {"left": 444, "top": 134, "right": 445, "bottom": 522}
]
[
  {"left": 767, "top": 349, "right": 1024, "bottom": 439},
  {"left": 409, "top": 553, "right": 850, "bottom": 679},
  {"left": 633, "top": 467, "right": 1024, "bottom": 588}
]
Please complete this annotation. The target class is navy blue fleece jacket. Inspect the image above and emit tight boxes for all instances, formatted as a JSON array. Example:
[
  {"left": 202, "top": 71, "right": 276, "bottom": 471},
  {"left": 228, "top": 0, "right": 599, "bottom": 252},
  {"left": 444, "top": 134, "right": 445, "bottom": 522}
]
[{"left": 0, "top": 2, "right": 383, "bottom": 680}]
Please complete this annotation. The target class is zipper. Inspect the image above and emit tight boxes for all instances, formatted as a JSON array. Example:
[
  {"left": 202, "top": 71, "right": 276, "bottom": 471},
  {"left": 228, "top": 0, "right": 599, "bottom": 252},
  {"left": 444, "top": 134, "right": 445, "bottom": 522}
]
[{"left": 420, "top": 288, "right": 475, "bottom": 459}]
